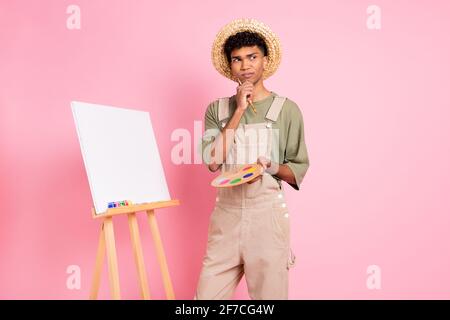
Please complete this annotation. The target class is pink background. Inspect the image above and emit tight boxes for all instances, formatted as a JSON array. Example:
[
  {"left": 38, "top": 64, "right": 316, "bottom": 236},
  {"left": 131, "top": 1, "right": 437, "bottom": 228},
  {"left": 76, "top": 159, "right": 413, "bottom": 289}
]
[{"left": 1, "top": 0, "right": 450, "bottom": 299}]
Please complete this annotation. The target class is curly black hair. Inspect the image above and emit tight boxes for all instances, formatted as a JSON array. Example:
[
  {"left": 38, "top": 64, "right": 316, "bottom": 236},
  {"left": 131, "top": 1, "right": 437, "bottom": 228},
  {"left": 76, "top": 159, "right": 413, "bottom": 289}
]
[{"left": 223, "top": 31, "right": 268, "bottom": 64}]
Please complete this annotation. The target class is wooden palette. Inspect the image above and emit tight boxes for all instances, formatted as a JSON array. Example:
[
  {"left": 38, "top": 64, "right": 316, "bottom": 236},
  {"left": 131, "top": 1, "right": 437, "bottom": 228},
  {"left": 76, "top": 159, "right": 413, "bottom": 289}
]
[{"left": 211, "top": 163, "right": 264, "bottom": 188}]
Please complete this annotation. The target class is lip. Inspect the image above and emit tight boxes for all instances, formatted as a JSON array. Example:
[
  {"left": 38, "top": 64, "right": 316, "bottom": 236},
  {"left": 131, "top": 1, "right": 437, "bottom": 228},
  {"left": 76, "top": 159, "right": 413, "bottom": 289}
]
[{"left": 241, "top": 73, "right": 254, "bottom": 79}]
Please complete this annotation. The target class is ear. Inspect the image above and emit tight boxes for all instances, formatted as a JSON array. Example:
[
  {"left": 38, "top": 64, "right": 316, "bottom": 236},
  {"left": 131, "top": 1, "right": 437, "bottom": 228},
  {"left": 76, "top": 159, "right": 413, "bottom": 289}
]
[{"left": 263, "top": 56, "right": 268, "bottom": 70}]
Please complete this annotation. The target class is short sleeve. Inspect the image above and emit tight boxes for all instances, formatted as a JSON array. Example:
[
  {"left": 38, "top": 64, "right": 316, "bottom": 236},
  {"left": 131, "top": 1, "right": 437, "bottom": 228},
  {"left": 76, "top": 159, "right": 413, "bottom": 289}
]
[
  {"left": 283, "top": 103, "right": 310, "bottom": 190},
  {"left": 200, "top": 101, "right": 221, "bottom": 170}
]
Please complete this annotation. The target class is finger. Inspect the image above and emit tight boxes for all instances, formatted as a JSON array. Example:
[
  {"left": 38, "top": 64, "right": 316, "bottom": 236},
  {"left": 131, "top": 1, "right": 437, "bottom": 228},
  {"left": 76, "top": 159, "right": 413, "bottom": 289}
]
[
  {"left": 258, "top": 166, "right": 264, "bottom": 173},
  {"left": 257, "top": 160, "right": 266, "bottom": 170}
]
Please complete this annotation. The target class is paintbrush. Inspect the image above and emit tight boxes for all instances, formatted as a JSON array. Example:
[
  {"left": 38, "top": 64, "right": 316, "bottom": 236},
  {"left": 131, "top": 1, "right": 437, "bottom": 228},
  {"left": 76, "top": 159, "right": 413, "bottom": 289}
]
[{"left": 237, "top": 78, "right": 257, "bottom": 114}]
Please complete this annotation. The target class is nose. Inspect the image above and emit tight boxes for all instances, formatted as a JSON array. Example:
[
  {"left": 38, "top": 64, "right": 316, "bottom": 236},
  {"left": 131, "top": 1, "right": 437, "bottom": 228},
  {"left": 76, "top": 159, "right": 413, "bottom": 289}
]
[{"left": 241, "top": 59, "right": 250, "bottom": 70}]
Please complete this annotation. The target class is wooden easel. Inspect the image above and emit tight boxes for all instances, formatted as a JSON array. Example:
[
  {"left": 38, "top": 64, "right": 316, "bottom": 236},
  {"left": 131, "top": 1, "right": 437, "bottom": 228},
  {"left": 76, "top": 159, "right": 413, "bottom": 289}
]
[{"left": 89, "top": 199, "right": 180, "bottom": 300}]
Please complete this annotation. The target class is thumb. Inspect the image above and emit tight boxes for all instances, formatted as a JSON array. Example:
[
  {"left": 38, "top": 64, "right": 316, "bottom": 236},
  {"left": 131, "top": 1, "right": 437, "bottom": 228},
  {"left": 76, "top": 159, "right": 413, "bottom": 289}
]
[{"left": 258, "top": 160, "right": 267, "bottom": 170}]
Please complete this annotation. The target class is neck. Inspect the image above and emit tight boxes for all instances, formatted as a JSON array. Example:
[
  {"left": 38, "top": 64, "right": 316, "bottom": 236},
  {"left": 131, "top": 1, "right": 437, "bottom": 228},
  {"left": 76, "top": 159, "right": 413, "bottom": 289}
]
[{"left": 251, "top": 79, "right": 271, "bottom": 102}]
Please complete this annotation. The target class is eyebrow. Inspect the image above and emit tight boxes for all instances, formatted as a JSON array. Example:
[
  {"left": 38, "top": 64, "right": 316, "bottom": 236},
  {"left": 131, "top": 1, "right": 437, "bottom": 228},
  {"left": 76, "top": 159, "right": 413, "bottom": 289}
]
[{"left": 231, "top": 52, "right": 258, "bottom": 59}]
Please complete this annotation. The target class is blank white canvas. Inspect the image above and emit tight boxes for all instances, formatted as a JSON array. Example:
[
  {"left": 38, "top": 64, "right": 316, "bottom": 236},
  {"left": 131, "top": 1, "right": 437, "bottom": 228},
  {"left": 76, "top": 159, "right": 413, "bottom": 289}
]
[{"left": 71, "top": 101, "right": 171, "bottom": 214}]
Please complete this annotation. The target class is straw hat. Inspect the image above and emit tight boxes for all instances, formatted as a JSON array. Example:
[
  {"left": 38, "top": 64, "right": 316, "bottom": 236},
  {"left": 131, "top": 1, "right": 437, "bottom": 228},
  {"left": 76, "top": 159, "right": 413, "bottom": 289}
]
[{"left": 211, "top": 18, "right": 282, "bottom": 81}]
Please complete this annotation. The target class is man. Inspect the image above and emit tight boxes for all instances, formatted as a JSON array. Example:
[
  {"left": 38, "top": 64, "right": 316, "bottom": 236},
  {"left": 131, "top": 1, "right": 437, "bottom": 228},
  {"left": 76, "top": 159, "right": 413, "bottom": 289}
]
[{"left": 195, "top": 18, "right": 309, "bottom": 300}]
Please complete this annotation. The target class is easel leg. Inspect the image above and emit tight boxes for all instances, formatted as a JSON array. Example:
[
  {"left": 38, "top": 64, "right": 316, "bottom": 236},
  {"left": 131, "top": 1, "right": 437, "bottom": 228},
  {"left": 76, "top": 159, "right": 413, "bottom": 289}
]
[
  {"left": 103, "top": 217, "right": 121, "bottom": 299},
  {"left": 127, "top": 212, "right": 151, "bottom": 299},
  {"left": 90, "top": 223, "right": 106, "bottom": 300},
  {"left": 146, "top": 210, "right": 175, "bottom": 299}
]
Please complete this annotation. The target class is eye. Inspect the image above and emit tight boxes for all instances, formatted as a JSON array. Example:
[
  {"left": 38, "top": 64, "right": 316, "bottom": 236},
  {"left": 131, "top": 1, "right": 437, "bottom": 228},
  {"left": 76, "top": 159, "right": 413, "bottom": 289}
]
[{"left": 250, "top": 55, "right": 257, "bottom": 60}]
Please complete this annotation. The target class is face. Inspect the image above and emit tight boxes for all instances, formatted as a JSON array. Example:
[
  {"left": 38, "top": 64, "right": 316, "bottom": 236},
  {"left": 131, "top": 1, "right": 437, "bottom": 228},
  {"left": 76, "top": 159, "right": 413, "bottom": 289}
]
[{"left": 229, "top": 45, "right": 268, "bottom": 84}]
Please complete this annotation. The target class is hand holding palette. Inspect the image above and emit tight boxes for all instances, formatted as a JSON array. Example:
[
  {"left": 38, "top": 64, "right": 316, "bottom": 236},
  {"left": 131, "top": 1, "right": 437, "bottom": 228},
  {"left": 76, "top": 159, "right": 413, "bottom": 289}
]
[{"left": 211, "top": 163, "right": 264, "bottom": 188}]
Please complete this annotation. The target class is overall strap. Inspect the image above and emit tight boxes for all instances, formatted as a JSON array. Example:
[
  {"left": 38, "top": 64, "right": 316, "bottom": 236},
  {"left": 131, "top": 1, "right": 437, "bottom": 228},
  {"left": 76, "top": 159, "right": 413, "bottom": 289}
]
[
  {"left": 218, "top": 97, "right": 230, "bottom": 123},
  {"left": 265, "top": 95, "right": 287, "bottom": 123}
]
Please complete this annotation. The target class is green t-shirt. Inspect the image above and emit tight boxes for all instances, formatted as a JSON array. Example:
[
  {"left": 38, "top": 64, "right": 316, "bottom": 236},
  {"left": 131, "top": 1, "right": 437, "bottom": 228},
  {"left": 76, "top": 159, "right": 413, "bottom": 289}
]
[{"left": 201, "top": 91, "right": 309, "bottom": 190}]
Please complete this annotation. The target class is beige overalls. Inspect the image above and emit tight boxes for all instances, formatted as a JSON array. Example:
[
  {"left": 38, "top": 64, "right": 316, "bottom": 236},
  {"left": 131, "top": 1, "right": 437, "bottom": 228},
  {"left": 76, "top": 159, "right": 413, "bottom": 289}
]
[{"left": 195, "top": 94, "right": 296, "bottom": 300}]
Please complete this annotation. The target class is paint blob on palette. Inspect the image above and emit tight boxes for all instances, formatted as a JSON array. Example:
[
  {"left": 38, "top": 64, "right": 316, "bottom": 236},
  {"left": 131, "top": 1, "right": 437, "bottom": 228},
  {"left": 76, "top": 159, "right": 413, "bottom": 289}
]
[{"left": 211, "top": 164, "right": 264, "bottom": 188}]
